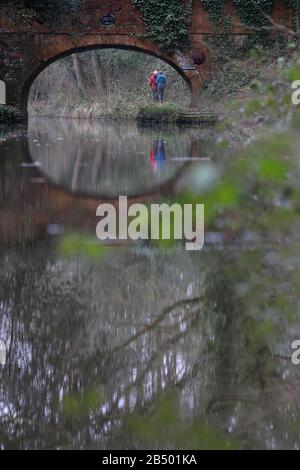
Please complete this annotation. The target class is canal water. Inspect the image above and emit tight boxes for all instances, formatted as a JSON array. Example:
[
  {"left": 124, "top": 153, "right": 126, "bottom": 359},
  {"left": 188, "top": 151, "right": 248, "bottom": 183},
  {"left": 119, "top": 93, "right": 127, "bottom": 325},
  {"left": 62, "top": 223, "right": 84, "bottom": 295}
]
[{"left": 0, "top": 119, "right": 300, "bottom": 449}]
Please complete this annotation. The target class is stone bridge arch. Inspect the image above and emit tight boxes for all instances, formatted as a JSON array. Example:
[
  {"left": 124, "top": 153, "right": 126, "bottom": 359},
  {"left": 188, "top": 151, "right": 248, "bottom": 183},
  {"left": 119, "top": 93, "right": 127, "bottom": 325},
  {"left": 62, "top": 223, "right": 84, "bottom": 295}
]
[{"left": 22, "top": 36, "right": 198, "bottom": 119}]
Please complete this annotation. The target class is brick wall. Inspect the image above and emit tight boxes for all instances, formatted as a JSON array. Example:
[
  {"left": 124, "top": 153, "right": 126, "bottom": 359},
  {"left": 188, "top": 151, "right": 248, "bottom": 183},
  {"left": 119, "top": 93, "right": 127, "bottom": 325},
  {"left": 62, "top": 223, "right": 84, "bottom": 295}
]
[{"left": 0, "top": 0, "right": 294, "bottom": 116}]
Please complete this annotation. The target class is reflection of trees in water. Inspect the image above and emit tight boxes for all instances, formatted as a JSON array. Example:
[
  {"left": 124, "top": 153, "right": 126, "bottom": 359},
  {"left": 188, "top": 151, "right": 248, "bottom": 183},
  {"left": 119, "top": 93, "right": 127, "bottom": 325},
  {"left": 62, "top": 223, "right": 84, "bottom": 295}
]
[
  {"left": 28, "top": 119, "right": 215, "bottom": 197},
  {"left": 0, "top": 246, "right": 204, "bottom": 449},
  {"left": 1, "top": 245, "right": 300, "bottom": 449},
  {"left": 1, "top": 126, "right": 300, "bottom": 449}
]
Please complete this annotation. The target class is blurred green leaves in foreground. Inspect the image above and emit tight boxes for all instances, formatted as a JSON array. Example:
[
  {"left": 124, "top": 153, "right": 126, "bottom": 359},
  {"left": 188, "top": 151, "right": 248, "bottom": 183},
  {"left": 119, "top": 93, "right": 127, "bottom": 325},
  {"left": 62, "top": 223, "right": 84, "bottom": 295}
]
[
  {"left": 62, "top": 387, "right": 104, "bottom": 418},
  {"left": 58, "top": 233, "right": 107, "bottom": 260},
  {"left": 127, "top": 393, "right": 238, "bottom": 450}
]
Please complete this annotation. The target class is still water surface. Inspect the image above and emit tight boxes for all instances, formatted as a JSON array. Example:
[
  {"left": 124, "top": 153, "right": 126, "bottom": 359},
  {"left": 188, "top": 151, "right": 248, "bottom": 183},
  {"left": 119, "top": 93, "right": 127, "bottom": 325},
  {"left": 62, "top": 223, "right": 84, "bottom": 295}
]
[{"left": 0, "top": 119, "right": 300, "bottom": 449}]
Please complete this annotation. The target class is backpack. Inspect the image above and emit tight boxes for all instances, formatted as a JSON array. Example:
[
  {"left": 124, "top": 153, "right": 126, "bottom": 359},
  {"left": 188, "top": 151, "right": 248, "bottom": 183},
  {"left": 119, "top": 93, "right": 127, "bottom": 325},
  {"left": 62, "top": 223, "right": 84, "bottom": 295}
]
[{"left": 156, "top": 73, "right": 166, "bottom": 86}]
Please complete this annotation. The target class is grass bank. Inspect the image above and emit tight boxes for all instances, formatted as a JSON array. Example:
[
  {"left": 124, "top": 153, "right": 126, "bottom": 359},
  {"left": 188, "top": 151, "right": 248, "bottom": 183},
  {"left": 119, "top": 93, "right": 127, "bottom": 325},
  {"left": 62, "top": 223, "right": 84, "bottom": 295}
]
[
  {"left": 29, "top": 93, "right": 190, "bottom": 122},
  {"left": 136, "top": 104, "right": 182, "bottom": 123}
]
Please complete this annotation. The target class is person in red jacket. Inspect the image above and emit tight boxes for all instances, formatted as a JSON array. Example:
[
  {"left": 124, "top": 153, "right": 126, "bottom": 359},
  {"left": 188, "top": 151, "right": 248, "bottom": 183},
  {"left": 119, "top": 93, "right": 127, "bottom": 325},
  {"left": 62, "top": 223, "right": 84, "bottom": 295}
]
[{"left": 149, "top": 70, "right": 158, "bottom": 102}]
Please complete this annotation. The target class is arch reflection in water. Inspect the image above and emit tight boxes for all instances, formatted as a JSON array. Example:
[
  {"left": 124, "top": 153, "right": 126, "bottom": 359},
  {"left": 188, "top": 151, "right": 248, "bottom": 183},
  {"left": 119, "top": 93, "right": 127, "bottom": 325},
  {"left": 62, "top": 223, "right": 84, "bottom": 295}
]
[{"left": 28, "top": 118, "right": 215, "bottom": 198}]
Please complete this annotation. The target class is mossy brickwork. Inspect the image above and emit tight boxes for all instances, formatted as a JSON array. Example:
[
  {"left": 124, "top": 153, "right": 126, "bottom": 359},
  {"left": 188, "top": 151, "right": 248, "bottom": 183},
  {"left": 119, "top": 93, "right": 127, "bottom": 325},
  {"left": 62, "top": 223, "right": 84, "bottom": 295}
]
[
  {"left": 0, "top": 0, "right": 294, "bottom": 119},
  {"left": 131, "top": 0, "right": 192, "bottom": 50}
]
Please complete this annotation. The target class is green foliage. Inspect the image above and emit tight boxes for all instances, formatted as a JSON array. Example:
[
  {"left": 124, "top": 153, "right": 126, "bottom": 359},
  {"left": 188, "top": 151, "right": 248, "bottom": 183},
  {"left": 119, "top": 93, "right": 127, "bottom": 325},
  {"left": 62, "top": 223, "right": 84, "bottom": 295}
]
[
  {"left": 62, "top": 388, "right": 104, "bottom": 418},
  {"left": 202, "top": 0, "right": 282, "bottom": 56},
  {"left": 203, "top": 0, "right": 274, "bottom": 31},
  {"left": 233, "top": 0, "right": 273, "bottom": 29},
  {"left": 128, "top": 392, "right": 238, "bottom": 449},
  {"left": 58, "top": 234, "right": 107, "bottom": 260},
  {"left": 244, "top": 98, "right": 262, "bottom": 116},
  {"left": 203, "top": 61, "right": 249, "bottom": 97},
  {"left": 283, "top": 63, "right": 300, "bottom": 82},
  {"left": 182, "top": 128, "right": 293, "bottom": 228},
  {"left": 291, "top": 108, "right": 300, "bottom": 128},
  {"left": 131, "top": 0, "right": 192, "bottom": 50},
  {"left": 202, "top": 0, "right": 232, "bottom": 32}
]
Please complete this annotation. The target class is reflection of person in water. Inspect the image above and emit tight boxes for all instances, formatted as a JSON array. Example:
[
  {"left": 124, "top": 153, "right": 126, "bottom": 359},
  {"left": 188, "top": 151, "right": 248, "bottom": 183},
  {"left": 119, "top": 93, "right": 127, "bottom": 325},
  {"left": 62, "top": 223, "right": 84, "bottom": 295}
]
[
  {"left": 155, "top": 139, "right": 166, "bottom": 162},
  {"left": 150, "top": 138, "right": 166, "bottom": 173}
]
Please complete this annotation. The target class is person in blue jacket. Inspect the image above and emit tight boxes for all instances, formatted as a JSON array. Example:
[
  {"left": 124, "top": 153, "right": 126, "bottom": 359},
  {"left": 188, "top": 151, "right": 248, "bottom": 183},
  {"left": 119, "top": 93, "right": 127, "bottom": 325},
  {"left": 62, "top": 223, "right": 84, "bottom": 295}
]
[
  {"left": 155, "top": 71, "right": 167, "bottom": 103},
  {"left": 155, "top": 138, "right": 166, "bottom": 169}
]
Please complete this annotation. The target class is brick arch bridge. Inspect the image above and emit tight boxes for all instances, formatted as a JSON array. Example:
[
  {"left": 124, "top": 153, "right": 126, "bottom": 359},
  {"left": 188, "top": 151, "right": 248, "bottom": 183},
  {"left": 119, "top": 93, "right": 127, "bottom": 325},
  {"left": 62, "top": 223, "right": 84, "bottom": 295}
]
[
  {"left": 0, "top": 0, "right": 293, "bottom": 120},
  {"left": 21, "top": 40, "right": 195, "bottom": 119}
]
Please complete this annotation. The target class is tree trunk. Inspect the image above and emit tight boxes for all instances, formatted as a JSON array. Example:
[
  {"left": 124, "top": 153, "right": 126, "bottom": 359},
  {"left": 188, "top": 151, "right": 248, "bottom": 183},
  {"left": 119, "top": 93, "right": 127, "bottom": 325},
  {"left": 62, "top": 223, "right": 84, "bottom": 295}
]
[
  {"left": 72, "top": 54, "right": 89, "bottom": 96},
  {"left": 91, "top": 51, "right": 107, "bottom": 96}
]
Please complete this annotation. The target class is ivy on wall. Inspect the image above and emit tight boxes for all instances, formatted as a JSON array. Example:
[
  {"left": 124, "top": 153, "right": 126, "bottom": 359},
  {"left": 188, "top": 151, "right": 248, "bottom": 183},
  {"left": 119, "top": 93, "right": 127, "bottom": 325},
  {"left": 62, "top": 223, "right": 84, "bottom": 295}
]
[
  {"left": 131, "top": 0, "right": 193, "bottom": 50},
  {"left": 202, "top": 0, "right": 232, "bottom": 32},
  {"left": 202, "top": 0, "right": 300, "bottom": 56},
  {"left": 203, "top": 0, "right": 274, "bottom": 33},
  {"left": 203, "top": 0, "right": 299, "bottom": 33},
  {"left": 233, "top": 0, "right": 274, "bottom": 47},
  {"left": 233, "top": 0, "right": 273, "bottom": 29},
  {"left": 132, "top": 0, "right": 296, "bottom": 52},
  {"left": 202, "top": 0, "right": 291, "bottom": 56}
]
